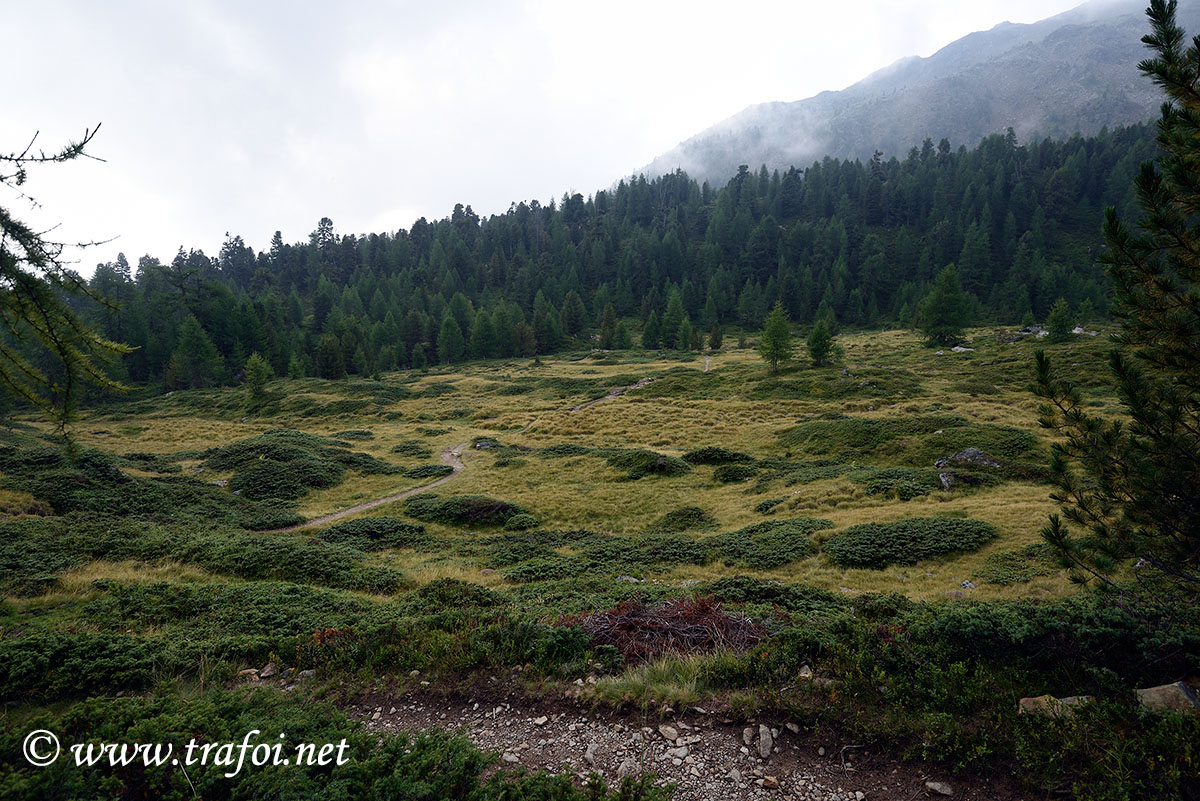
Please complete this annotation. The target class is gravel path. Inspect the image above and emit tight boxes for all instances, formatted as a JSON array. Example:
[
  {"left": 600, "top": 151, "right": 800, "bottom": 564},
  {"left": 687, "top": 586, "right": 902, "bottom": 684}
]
[
  {"left": 349, "top": 685, "right": 1017, "bottom": 801},
  {"left": 270, "top": 442, "right": 467, "bottom": 532}
]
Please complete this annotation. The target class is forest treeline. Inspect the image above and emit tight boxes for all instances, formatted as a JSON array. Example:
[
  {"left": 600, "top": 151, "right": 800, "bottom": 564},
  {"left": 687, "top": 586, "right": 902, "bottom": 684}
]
[{"left": 79, "top": 123, "right": 1154, "bottom": 387}]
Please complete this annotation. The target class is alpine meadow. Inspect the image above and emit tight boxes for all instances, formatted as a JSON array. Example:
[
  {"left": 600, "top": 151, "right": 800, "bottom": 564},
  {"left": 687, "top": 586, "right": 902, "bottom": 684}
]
[{"left": 2, "top": 2, "right": 1199, "bottom": 801}]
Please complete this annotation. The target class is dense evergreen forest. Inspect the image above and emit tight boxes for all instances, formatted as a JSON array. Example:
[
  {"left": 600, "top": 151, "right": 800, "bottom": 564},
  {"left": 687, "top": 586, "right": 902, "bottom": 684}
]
[{"left": 81, "top": 123, "right": 1155, "bottom": 388}]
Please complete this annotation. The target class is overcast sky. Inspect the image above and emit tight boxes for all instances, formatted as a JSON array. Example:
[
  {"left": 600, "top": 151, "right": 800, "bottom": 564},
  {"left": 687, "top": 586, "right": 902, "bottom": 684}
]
[{"left": 4, "top": 0, "right": 1090, "bottom": 273}]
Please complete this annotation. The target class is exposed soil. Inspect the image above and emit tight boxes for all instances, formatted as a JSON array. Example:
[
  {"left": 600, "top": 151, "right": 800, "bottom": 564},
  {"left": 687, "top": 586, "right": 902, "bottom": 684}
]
[
  {"left": 272, "top": 442, "right": 467, "bottom": 532},
  {"left": 345, "top": 681, "right": 1030, "bottom": 801}
]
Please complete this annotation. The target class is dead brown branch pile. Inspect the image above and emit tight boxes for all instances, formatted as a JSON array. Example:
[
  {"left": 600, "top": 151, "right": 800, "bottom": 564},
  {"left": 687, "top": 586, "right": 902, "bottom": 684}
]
[{"left": 561, "top": 595, "right": 767, "bottom": 662}]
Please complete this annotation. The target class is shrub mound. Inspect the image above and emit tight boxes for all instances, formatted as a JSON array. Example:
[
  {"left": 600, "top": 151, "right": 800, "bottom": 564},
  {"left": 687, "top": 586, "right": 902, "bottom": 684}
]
[
  {"left": 206, "top": 429, "right": 399, "bottom": 501},
  {"left": 403, "top": 464, "right": 454, "bottom": 480},
  {"left": 315, "top": 517, "right": 429, "bottom": 551},
  {"left": 405, "top": 493, "right": 531, "bottom": 527},
  {"left": 704, "top": 518, "right": 834, "bottom": 569},
  {"left": 714, "top": 463, "right": 759, "bottom": 483},
  {"left": 824, "top": 517, "right": 997, "bottom": 568},
  {"left": 682, "top": 446, "right": 755, "bottom": 465}
]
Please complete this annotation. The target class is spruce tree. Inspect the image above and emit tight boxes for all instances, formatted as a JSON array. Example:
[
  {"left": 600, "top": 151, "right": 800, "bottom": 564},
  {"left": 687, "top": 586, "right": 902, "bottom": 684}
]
[
  {"left": 642, "top": 311, "right": 661, "bottom": 350},
  {"left": 168, "top": 315, "right": 223, "bottom": 389},
  {"left": 807, "top": 320, "right": 833, "bottom": 366},
  {"left": 1033, "top": 0, "right": 1200, "bottom": 598},
  {"left": 599, "top": 304, "right": 617, "bottom": 349},
  {"left": 316, "top": 334, "right": 346, "bottom": 379},
  {"left": 1046, "top": 297, "right": 1074, "bottom": 343},
  {"left": 758, "top": 301, "right": 793, "bottom": 373},
  {"left": 437, "top": 315, "right": 466, "bottom": 364},
  {"left": 919, "top": 264, "right": 970, "bottom": 346},
  {"left": 708, "top": 323, "right": 723, "bottom": 351},
  {"left": 243, "top": 351, "right": 273, "bottom": 396}
]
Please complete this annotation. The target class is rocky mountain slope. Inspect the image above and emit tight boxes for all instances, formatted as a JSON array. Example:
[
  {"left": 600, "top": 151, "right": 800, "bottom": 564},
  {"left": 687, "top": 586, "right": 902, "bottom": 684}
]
[{"left": 639, "top": 0, "right": 1200, "bottom": 185}]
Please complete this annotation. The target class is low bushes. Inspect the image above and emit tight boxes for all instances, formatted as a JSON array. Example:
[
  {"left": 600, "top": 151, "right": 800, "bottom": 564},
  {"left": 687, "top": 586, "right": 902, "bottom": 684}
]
[
  {"left": 824, "top": 517, "right": 997, "bottom": 568},
  {"left": 405, "top": 493, "right": 532, "bottom": 528},
  {"left": 704, "top": 518, "right": 834, "bottom": 569},
  {"left": 714, "top": 463, "right": 758, "bottom": 483},
  {"left": 315, "top": 517, "right": 429, "bottom": 551},
  {"left": 682, "top": 446, "right": 754, "bottom": 465},
  {"left": 403, "top": 464, "right": 454, "bottom": 480},
  {"left": 643, "top": 506, "right": 716, "bottom": 534}
]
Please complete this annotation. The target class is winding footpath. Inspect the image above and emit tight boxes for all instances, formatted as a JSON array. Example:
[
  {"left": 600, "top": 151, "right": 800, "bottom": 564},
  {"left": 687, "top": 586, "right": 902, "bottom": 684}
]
[{"left": 271, "top": 443, "right": 467, "bottom": 532}]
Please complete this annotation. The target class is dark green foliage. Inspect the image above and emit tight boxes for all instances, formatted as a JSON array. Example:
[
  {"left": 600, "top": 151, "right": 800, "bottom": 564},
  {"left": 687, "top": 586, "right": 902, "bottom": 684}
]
[
  {"left": 824, "top": 517, "right": 998, "bottom": 569},
  {"left": 0, "top": 444, "right": 303, "bottom": 529},
  {"left": 642, "top": 506, "right": 716, "bottom": 534},
  {"left": 504, "top": 555, "right": 591, "bottom": 583},
  {"left": 855, "top": 467, "right": 943, "bottom": 500},
  {"left": 504, "top": 513, "right": 540, "bottom": 531},
  {"left": 405, "top": 493, "right": 531, "bottom": 527},
  {"left": 404, "top": 464, "right": 454, "bottom": 479},
  {"left": 399, "top": 578, "right": 509, "bottom": 615},
  {"left": 758, "top": 301, "right": 793, "bottom": 373},
  {"left": 538, "top": 443, "right": 595, "bottom": 458},
  {"left": 316, "top": 517, "right": 430, "bottom": 551},
  {"left": 698, "top": 576, "right": 848, "bottom": 617},
  {"left": 392, "top": 439, "right": 433, "bottom": 459},
  {"left": 682, "top": 446, "right": 754, "bottom": 464},
  {"left": 704, "top": 518, "right": 833, "bottom": 569},
  {"left": 754, "top": 497, "right": 787, "bottom": 515},
  {"left": 713, "top": 463, "right": 758, "bottom": 483},
  {"left": 806, "top": 319, "right": 833, "bottom": 366},
  {"left": 0, "top": 515, "right": 404, "bottom": 595},
  {"left": 1030, "top": 1, "right": 1200, "bottom": 598},
  {"left": 205, "top": 428, "right": 399, "bottom": 501},
  {"left": 331, "top": 428, "right": 374, "bottom": 440},
  {"left": 1045, "top": 297, "right": 1074, "bottom": 343},
  {"left": 973, "top": 543, "right": 1058, "bottom": 585},
  {"left": 600, "top": 448, "right": 692, "bottom": 479},
  {"left": 919, "top": 264, "right": 970, "bottom": 346},
  {"left": 0, "top": 691, "right": 672, "bottom": 799},
  {"left": 779, "top": 413, "right": 1037, "bottom": 464}
]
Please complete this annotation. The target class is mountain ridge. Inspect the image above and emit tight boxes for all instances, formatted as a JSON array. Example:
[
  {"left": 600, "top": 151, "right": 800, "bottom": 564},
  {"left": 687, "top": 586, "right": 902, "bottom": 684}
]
[{"left": 639, "top": 0, "right": 1199, "bottom": 185}]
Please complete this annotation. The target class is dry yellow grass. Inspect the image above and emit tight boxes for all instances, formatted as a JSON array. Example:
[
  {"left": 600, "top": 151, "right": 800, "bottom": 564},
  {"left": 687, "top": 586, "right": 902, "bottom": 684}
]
[{"left": 15, "top": 326, "right": 1108, "bottom": 602}]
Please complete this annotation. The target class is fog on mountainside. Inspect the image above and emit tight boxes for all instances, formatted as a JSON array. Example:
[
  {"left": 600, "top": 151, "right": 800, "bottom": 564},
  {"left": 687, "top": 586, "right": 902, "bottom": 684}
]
[{"left": 640, "top": 0, "right": 1200, "bottom": 185}]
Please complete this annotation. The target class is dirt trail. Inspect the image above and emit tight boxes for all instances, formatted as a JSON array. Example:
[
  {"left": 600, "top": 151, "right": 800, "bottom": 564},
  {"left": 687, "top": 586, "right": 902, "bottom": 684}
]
[
  {"left": 349, "top": 685, "right": 1020, "bottom": 801},
  {"left": 271, "top": 443, "right": 467, "bottom": 532},
  {"left": 570, "top": 376, "right": 655, "bottom": 412}
]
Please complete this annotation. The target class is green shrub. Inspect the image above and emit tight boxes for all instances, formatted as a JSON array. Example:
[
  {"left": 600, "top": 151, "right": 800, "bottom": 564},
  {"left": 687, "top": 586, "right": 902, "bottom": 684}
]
[
  {"left": 316, "top": 517, "right": 429, "bottom": 551},
  {"left": 404, "top": 464, "right": 454, "bottom": 480},
  {"left": 754, "top": 497, "right": 787, "bottom": 515},
  {"left": 600, "top": 448, "right": 692, "bottom": 479},
  {"left": 643, "top": 506, "right": 716, "bottom": 534},
  {"left": 824, "top": 517, "right": 998, "bottom": 569},
  {"left": 504, "top": 556, "right": 590, "bottom": 583},
  {"left": 399, "top": 578, "right": 508, "bottom": 615},
  {"left": 0, "top": 690, "right": 672, "bottom": 799},
  {"left": 714, "top": 463, "right": 758, "bottom": 483},
  {"left": 392, "top": 440, "right": 433, "bottom": 458},
  {"left": 682, "top": 446, "right": 755, "bottom": 464},
  {"left": 779, "top": 414, "right": 1038, "bottom": 463},
  {"left": 405, "top": 494, "right": 531, "bottom": 527},
  {"left": 973, "top": 543, "right": 1058, "bottom": 585},
  {"left": 704, "top": 518, "right": 834, "bottom": 569},
  {"left": 504, "top": 513, "right": 540, "bottom": 531}
]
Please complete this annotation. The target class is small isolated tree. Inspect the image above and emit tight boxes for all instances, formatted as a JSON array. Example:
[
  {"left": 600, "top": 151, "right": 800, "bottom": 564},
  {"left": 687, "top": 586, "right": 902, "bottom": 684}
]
[
  {"left": 410, "top": 343, "right": 428, "bottom": 372},
  {"left": 614, "top": 320, "right": 633, "bottom": 350},
  {"left": 243, "top": 351, "right": 273, "bottom": 396},
  {"left": 1033, "top": 0, "right": 1200, "bottom": 600},
  {"left": 807, "top": 319, "right": 833, "bottom": 366},
  {"left": 919, "top": 264, "right": 970, "bottom": 346},
  {"left": 1046, "top": 297, "right": 1074, "bottom": 343},
  {"left": 758, "top": 301, "right": 793, "bottom": 374},
  {"left": 708, "top": 323, "right": 723, "bottom": 351}
]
